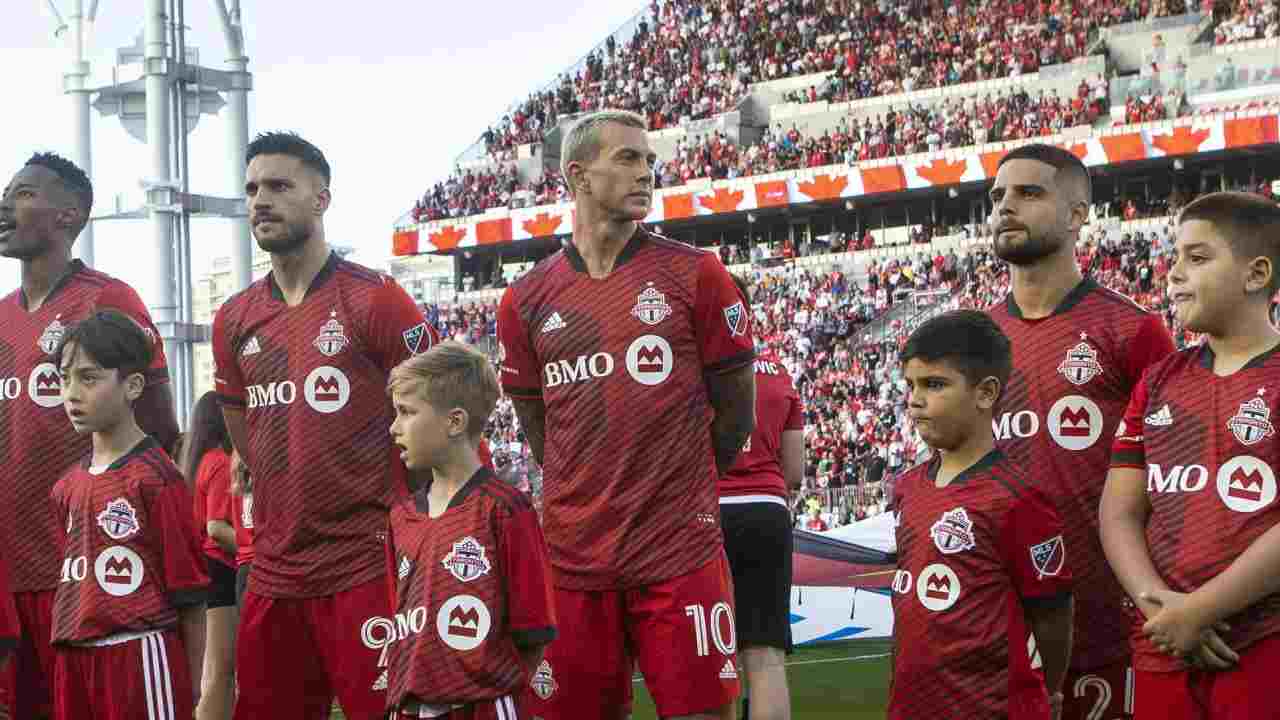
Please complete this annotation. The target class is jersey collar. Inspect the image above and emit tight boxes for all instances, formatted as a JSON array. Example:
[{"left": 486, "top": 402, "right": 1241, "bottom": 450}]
[
  {"left": 412, "top": 465, "right": 497, "bottom": 515},
  {"left": 925, "top": 447, "right": 1004, "bottom": 487},
  {"left": 267, "top": 251, "right": 340, "bottom": 303},
  {"left": 19, "top": 258, "right": 85, "bottom": 311},
  {"left": 80, "top": 436, "right": 158, "bottom": 472},
  {"left": 1197, "top": 341, "right": 1280, "bottom": 371},
  {"left": 564, "top": 225, "right": 649, "bottom": 274},
  {"left": 1004, "top": 277, "right": 1097, "bottom": 319}
]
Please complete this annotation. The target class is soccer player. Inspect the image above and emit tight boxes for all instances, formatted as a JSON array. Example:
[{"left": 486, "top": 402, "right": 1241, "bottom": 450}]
[
  {"left": 719, "top": 276, "right": 802, "bottom": 720},
  {"left": 0, "top": 152, "right": 179, "bottom": 720},
  {"left": 384, "top": 341, "right": 556, "bottom": 719},
  {"left": 1102, "top": 192, "right": 1280, "bottom": 719},
  {"left": 890, "top": 309, "right": 1074, "bottom": 719},
  {"left": 987, "top": 144, "right": 1175, "bottom": 719},
  {"left": 211, "top": 132, "right": 437, "bottom": 720},
  {"left": 49, "top": 310, "right": 208, "bottom": 719},
  {"left": 498, "top": 110, "right": 756, "bottom": 720}
]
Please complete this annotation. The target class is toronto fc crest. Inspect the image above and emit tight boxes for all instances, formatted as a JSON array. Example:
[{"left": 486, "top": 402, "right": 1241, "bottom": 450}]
[
  {"left": 441, "top": 536, "right": 491, "bottom": 583},
  {"left": 313, "top": 310, "right": 349, "bottom": 357},
  {"left": 1228, "top": 389, "right": 1276, "bottom": 446},
  {"left": 632, "top": 283, "right": 673, "bottom": 326},
  {"left": 1057, "top": 333, "right": 1102, "bottom": 386},
  {"left": 38, "top": 315, "right": 66, "bottom": 355},
  {"left": 930, "top": 508, "right": 976, "bottom": 555}
]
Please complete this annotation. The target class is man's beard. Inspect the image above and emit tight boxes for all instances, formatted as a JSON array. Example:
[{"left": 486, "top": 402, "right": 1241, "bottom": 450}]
[
  {"left": 254, "top": 219, "right": 311, "bottom": 254},
  {"left": 993, "top": 227, "right": 1063, "bottom": 266}
]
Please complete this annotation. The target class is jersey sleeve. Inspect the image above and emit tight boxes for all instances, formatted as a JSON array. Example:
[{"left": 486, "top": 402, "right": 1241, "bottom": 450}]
[
  {"left": 497, "top": 501, "right": 557, "bottom": 649},
  {"left": 496, "top": 286, "right": 541, "bottom": 399},
  {"left": 1001, "top": 487, "right": 1073, "bottom": 603},
  {"left": 1121, "top": 313, "right": 1176, "bottom": 387},
  {"left": 694, "top": 253, "right": 756, "bottom": 374},
  {"left": 210, "top": 305, "right": 246, "bottom": 408},
  {"left": 1110, "top": 367, "right": 1154, "bottom": 470},
  {"left": 784, "top": 385, "right": 805, "bottom": 431},
  {"left": 145, "top": 479, "right": 210, "bottom": 608},
  {"left": 95, "top": 282, "right": 168, "bottom": 377},
  {"left": 367, "top": 276, "right": 431, "bottom": 373}
]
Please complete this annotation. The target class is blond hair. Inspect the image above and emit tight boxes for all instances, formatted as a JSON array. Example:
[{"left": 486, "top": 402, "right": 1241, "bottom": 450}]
[
  {"left": 560, "top": 109, "right": 649, "bottom": 184},
  {"left": 387, "top": 341, "right": 500, "bottom": 438}
]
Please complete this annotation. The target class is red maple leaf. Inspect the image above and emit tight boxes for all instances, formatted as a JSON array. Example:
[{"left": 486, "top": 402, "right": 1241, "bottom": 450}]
[
  {"left": 428, "top": 225, "right": 467, "bottom": 251},
  {"left": 521, "top": 212, "right": 564, "bottom": 238},
  {"left": 1061, "top": 143, "right": 1089, "bottom": 160},
  {"left": 979, "top": 151, "right": 1007, "bottom": 180},
  {"left": 1150, "top": 126, "right": 1212, "bottom": 157},
  {"left": 698, "top": 187, "right": 745, "bottom": 214},
  {"left": 914, "top": 158, "right": 969, "bottom": 186},
  {"left": 796, "top": 174, "right": 848, "bottom": 201},
  {"left": 1099, "top": 133, "right": 1146, "bottom": 163}
]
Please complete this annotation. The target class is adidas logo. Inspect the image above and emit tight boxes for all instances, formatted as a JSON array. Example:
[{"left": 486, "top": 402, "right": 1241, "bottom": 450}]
[
  {"left": 241, "top": 336, "right": 261, "bottom": 357},
  {"left": 719, "top": 660, "right": 738, "bottom": 680},
  {"left": 541, "top": 312, "right": 566, "bottom": 334},
  {"left": 1144, "top": 404, "right": 1173, "bottom": 427},
  {"left": 398, "top": 556, "right": 412, "bottom": 579}
]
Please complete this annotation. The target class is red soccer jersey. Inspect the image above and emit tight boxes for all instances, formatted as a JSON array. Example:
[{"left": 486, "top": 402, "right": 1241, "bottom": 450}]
[
  {"left": 0, "top": 261, "right": 171, "bottom": 593},
  {"left": 720, "top": 354, "right": 803, "bottom": 500},
  {"left": 211, "top": 252, "right": 433, "bottom": 598},
  {"left": 0, "top": 551, "right": 18, "bottom": 654},
  {"left": 497, "top": 228, "right": 755, "bottom": 590},
  {"left": 50, "top": 438, "right": 208, "bottom": 644},
  {"left": 232, "top": 491, "right": 254, "bottom": 567},
  {"left": 889, "top": 449, "right": 1073, "bottom": 719},
  {"left": 192, "top": 448, "right": 234, "bottom": 566},
  {"left": 989, "top": 278, "right": 1174, "bottom": 669},
  {"left": 1111, "top": 344, "right": 1280, "bottom": 672},
  {"left": 383, "top": 468, "right": 555, "bottom": 711}
]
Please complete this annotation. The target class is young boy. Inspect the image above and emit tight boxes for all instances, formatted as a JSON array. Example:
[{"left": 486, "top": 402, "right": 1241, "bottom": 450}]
[
  {"left": 384, "top": 341, "right": 555, "bottom": 719},
  {"left": 1102, "top": 192, "right": 1280, "bottom": 719},
  {"left": 49, "top": 310, "right": 208, "bottom": 720},
  {"left": 889, "top": 309, "right": 1074, "bottom": 720}
]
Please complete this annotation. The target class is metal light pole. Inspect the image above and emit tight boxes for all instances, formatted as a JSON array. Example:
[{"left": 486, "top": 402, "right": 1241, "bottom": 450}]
[{"left": 216, "top": 0, "right": 253, "bottom": 293}]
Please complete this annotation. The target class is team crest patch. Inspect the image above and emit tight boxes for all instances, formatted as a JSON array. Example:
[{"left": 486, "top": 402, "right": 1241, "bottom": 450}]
[
  {"left": 1030, "top": 535, "right": 1065, "bottom": 579},
  {"left": 97, "top": 498, "right": 140, "bottom": 540},
  {"left": 441, "top": 536, "right": 491, "bottom": 583},
  {"left": 531, "top": 659, "right": 557, "bottom": 700},
  {"left": 38, "top": 315, "right": 66, "bottom": 355},
  {"left": 313, "top": 310, "right": 349, "bottom": 357},
  {"left": 632, "top": 283, "right": 672, "bottom": 326},
  {"left": 402, "top": 323, "right": 429, "bottom": 355},
  {"left": 930, "top": 508, "right": 976, "bottom": 555},
  {"left": 723, "top": 301, "right": 747, "bottom": 337},
  {"left": 1057, "top": 333, "right": 1102, "bottom": 386},
  {"left": 1229, "top": 389, "right": 1275, "bottom": 446}
]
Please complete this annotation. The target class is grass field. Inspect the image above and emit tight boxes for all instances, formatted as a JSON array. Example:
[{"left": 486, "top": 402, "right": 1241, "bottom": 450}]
[{"left": 336, "top": 638, "right": 892, "bottom": 719}]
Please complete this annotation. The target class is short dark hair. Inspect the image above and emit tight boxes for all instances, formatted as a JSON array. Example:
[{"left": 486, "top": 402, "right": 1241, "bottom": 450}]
[
  {"left": 902, "top": 310, "right": 1012, "bottom": 397},
  {"left": 998, "top": 143, "right": 1092, "bottom": 205},
  {"left": 25, "top": 152, "right": 93, "bottom": 220},
  {"left": 54, "top": 309, "right": 154, "bottom": 381},
  {"left": 1179, "top": 191, "right": 1280, "bottom": 293},
  {"left": 246, "top": 131, "right": 331, "bottom": 187}
]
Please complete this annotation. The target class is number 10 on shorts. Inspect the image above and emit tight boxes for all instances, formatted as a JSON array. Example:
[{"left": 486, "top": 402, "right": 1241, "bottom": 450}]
[{"left": 684, "top": 602, "right": 737, "bottom": 657}]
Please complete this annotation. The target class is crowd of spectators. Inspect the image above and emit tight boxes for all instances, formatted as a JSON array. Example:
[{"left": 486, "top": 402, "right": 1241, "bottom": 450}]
[
  {"left": 410, "top": 166, "right": 566, "bottom": 223},
  {"left": 1214, "top": 0, "right": 1280, "bottom": 45}
]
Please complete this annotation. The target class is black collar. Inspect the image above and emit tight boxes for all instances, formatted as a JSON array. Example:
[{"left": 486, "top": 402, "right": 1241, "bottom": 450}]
[
  {"left": 926, "top": 447, "right": 1004, "bottom": 487},
  {"left": 268, "top": 252, "right": 340, "bottom": 303},
  {"left": 19, "top": 259, "right": 85, "bottom": 311},
  {"left": 412, "top": 466, "right": 496, "bottom": 515},
  {"left": 1005, "top": 277, "right": 1096, "bottom": 319},
  {"left": 1197, "top": 341, "right": 1280, "bottom": 371},
  {"left": 81, "top": 436, "right": 158, "bottom": 472},
  {"left": 564, "top": 226, "right": 649, "bottom": 274}
]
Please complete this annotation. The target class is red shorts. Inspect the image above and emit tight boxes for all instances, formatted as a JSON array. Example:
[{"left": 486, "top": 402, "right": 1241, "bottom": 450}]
[
  {"left": 53, "top": 629, "right": 193, "bottom": 720},
  {"left": 394, "top": 694, "right": 521, "bottom": 719},
  {"left": 524, "top": 552, "right": 740, "bottom": 720},
  {"left": 232, "top": 576, "right": 391, "bottom": 720},
  {"left": 1063, "top": 660, "right": 1134, "bottom": 720},
  {"left": 9, "top": 590, "right": 55, "bottom": 719},
  {"left": 1133, "top": 632, "right": 1280, "bottom": 719}
]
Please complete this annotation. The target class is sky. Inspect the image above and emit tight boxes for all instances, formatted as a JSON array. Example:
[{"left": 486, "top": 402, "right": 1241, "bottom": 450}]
[{"left": 0, "top": 0, "right": 641, "bottom": 297}]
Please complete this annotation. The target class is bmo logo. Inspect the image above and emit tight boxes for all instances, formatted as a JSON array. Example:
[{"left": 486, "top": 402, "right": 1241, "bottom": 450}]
[
  {"left": 544, "top": 352, "right": 614, "bottom": 388},
  {"left": 1147, "top": 463, "right": 1211, "bottom": 493},
  {"left": 1216, "top": 455, "right": 1277, "bottom": 513},
  {"left": 626, "top": 335, "right": 673, "bottom": 386},
  {"left": 916, "top": 563, "right": 961, "bottom": 612},
  {"left": 305, "top": 366, "right": 351, "bottom": 413},
  {"left": 993, "top": 410, "right": 1039, "bottom": 440},
  {"left": 1047, "top": 396, "right": 1103, "bottom": 451},
  {"left": 28, "top": 362, "right": 63, "bottom": 408},
  {"left": 0, "top": 376, "right": 21, "bottom": 401},
  {"left": 247, "top": 381, "right": 297, "bottom": 409}
]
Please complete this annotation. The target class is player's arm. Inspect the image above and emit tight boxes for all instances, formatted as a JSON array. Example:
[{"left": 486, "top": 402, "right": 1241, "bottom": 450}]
[
  {"left": 498, "top": 497, "right": 557, "bottom": 675},
  {"left": 1005, "top": 489, "right": 1074, "bottom": 701},
  {"left": 781, "top": 429, "right": 804, "bottom": 490},
  {"left": 1180, "top": 522, "right": 1280, "bottom": 634},
  {"left": 1026, "top": 596, "right": 1074, "bottom": 706},
  {"left": 210, "top": 306, "right": 252, "bottom": 476},
  {"left": 510, "top": 399, "right": 547, "bottom": 466},
  {"left": 207, "top": 520, "right": 236, "bottom": 555},
  {"left": 150, "top": 478, "right": 210, "bottom": 702},
  {"left": 707, "top": 363, "right": 756, "bottom": 475},
  {"left": 221, "top": 408, "right": 251, "bottom": 480}
]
